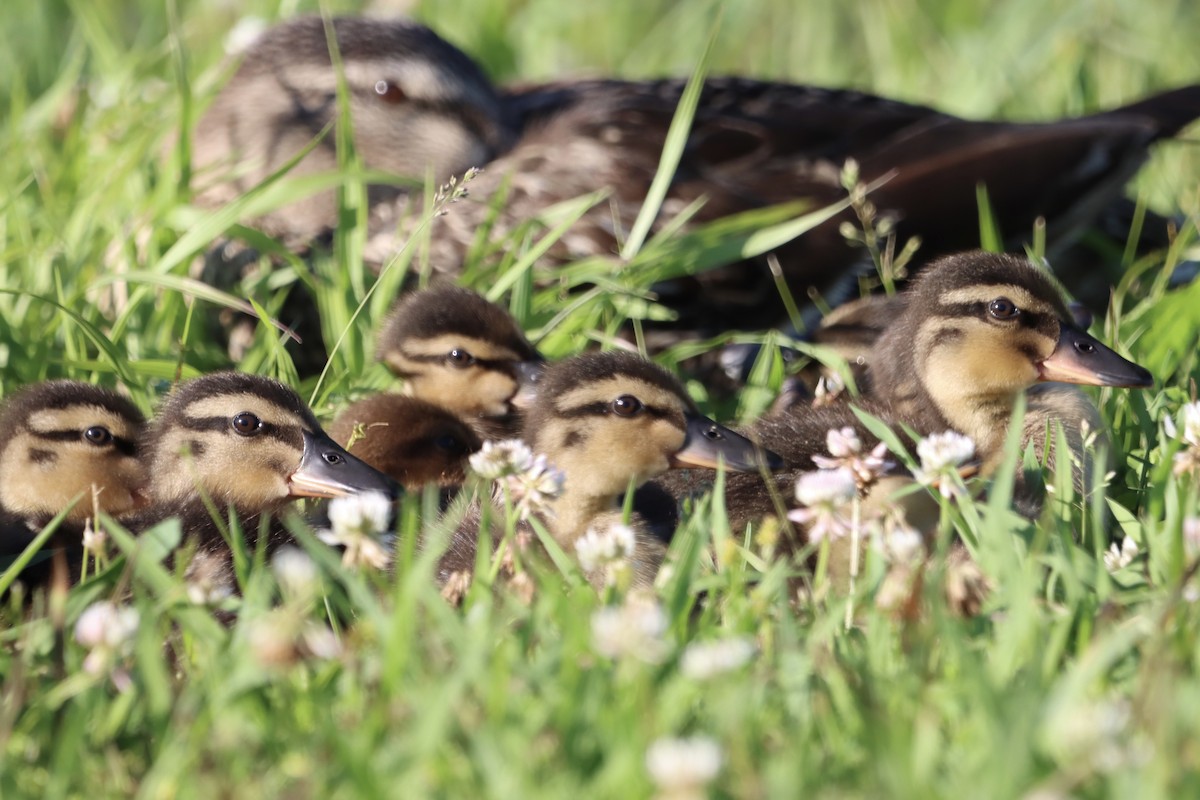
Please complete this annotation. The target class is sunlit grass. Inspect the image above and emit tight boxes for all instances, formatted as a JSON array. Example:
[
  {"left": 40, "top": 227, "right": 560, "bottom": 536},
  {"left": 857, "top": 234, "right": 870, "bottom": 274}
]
[{"left": 3, "top": 0, "right": 1200, "bottom": 796}]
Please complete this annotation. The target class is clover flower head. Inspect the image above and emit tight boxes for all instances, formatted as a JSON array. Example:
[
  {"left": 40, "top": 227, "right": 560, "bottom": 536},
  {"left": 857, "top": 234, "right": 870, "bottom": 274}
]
[
  {"left": 469, "top": 439, "right": 534, "bottom": 480},
  {"left": 592, "top": 597, "right": 670, "bottom": 663},
  {"left": 914, "top": 431, "right": 975, "bottom": 498},
  {"left": 318, "top": 491, "right": 393, "bottom": 570},
  {"left": 576, "top": 523, "right": 637, "bottom": 584},
  {"left": 811, "top": 426, "right": 891, "bottom": 486},
  {"left": 788, "top": 468, "right": 857, "bottom": 543},
  {"left": 680, "top": 637, "right": 755, "bottom": 680},
  {"left": 1103, "top": 537, "right": 1139, "bottom": 573},
  {"left": 75, "top": 601, "right": 139, "bottom": 689},
  {"left": 496, "top": 453, "right": 565, "bottom": 522},
  {"left": 646, "top": 736, "right": 723, "bottom": 799}
]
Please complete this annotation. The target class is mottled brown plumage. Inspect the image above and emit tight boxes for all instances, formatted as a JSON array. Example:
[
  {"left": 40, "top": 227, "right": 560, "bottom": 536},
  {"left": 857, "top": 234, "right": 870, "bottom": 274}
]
[
  {"left": 193, "top": 15, "right": 1200, "bottom": 331},
  {"left": 327, "top": 394, "right": 481, "bottom": 489}
]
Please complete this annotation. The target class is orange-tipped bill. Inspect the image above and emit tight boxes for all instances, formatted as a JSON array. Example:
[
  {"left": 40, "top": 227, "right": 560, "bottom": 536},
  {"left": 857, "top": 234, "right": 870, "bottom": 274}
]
[
  {"left": 1038, "top": 325, "right": 1153, "bottom": 388},
  {"left": 670, "top": 413, "right": 786, "bottom": 473}
]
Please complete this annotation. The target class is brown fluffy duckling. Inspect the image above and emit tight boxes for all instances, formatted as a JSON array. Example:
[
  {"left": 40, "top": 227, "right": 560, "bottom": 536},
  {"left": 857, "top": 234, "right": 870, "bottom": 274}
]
[
  {"left": 193, "top": 15, "right": 1200, "bottom": 330},
  {"left": 327, "top": 394, "right": 482, "bottom": 489},
  {"left": 0, "top": 381, "right": 147, "bottom": 586},
  {"left": 376, "top": 285, "right": 544, "bottom": 440},
  {"left": 125, "top": 372, "right": 397, "bottom": 563},
  {"left": 438, "top": 350, "right": 784, "bottom": 588}
]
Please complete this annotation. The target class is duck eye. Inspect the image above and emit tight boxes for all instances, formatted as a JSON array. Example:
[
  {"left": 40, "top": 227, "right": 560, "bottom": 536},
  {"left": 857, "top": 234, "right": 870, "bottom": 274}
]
[
  {"left": 231, "top": 412, "right": 262, "bottom": 437},
  {"left": 611, "top": 395, "right": 643, "bottom": 417},
  {"left": 83, "top": 426, "right": 112, "bottom": 446},
  {"left": 447, "top": 349, "right": 476, "bottom": 367},
  {"left": 374, "top": 80, "right": 406, "bottom": 104},
  {"left": 988, "top": 298, "right": 1019, "bottom": 320}
]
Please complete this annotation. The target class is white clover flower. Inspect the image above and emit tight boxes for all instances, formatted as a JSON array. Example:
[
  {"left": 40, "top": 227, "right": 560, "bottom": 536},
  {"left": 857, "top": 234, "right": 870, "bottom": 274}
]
[
  {"left": 874, "top": 518, "right": 926, "bottom": 565},
  {"left": 185, "top": 552, "right": 234, "bottom": 606},
  {"left": 326, "top": 491, "right": 392, "bottom": 537},
  {"left": 272, "top": 547, "right": 320, "bottom": 600},
  {"left": 318, "top": 491, "right": 393, "bottom": 570},
  {"left": 224, "top": 16, "right": 267, "bottom": 55},
  {"left": 811, "top": 426, "right": 891, "bottom": 486},
  {"left": 1044, "top": 698, "right": 1132, "bottom": 774},
  {"left": 81, "top": 520, "right": 107, "bottom": 555},
  {"left": 469, "top": 439, "right": 535, "bottom": 480},
  {"left": 500, "top": 453, "right": 566, "bottom": 522},
  {"left": 914, "top": 431, "right": 976, "bottom": 498},
  {"left": 75, "top": 601, "right": 139, "bottom": 688},
  {"left": 299, "top": 623, "right": 343, "bottom": 661},
  {"left": 576, "top": 524, "right": 636, "bottom": 572},
  {"left": 1179, "top": 402, "right": 1200, "bottom": 447},
  {"left": 645, "top": 736, "right": 723, "bottom": 799},
  {"left": 793, "top": 467, "right": 857, "bottom": 507},
  {"left": 812, "top": 373, "right": 846, "bottom": 407},
  {"left": 591, "top": 597, "right": 670, "bottom": 664},
  {"left": 1184, "top": 518, "right": 1200, "bottom": 560},
  {"left": 1167, "top": 402, "right": 1200, "bottom": 477},
  {"left": 680, "top": 637, "right": 755, "bottom": 680},
  {"left": 1103, "top": 537, "right": 1139, "bottom": 573},
  {"left": 788, "top": 468, "right": 857, "bottom": 543}
]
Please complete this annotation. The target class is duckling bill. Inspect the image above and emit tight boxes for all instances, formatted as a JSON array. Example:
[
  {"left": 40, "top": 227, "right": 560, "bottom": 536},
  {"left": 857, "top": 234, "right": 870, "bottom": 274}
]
[{"left": 1037, "top": 323, "right": 1152, "bottom": 387}]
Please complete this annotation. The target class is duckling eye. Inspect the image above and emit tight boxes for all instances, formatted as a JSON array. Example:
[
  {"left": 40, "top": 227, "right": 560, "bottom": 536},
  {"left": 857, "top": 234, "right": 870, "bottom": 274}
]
[
  {"left": 374, "top": 80, "right": 406, "bottom": 105},
  {"left": 611, "top": 395, "right": 643, "bottom": 417},
  {"left": 447, "top": 349, "right": 476, "bottom": 367},
  {"left": 434, "top": 434, "right": 461, "bottom": 452},
  {"left": 231, "top": 412, "right": 262, "bottom": 437},
  {"left": 83, "top": 426, "right": 112, "bottom": 446},
  {"left": 988, "top": 298, "right": 1020, "bottom": 320}
]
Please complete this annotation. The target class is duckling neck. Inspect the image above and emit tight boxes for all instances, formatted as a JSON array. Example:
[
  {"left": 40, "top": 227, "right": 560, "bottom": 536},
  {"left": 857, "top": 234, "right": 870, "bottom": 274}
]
[
  {"left": 940, "top": 392, "right": 1018, "bottom": 463},
  {"left": 545, "top": 488, "right": 624, "bottom": 547}
]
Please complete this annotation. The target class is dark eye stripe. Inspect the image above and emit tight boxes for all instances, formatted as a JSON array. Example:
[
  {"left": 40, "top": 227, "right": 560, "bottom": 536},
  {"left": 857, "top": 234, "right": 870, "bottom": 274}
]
[
  {"left": 30, "top": 429, "right": 138, "bottom": 456},
  {"left": 557, "top": 402, "right": 677, "bottom": 421},
  {"left": 179, "top": 416, "right": 304, "bottom": 448}
]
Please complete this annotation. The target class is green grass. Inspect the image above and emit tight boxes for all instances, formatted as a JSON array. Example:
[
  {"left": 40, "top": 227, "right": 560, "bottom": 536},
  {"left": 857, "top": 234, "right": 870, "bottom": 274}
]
[{"left": 3, "top": 0, "right": 1200, "bottom": 796}]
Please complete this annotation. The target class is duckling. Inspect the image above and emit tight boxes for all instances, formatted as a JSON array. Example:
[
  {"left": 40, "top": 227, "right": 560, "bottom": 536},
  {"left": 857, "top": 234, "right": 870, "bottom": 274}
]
[
  {"left": 125, "top": 372, "right": 397, "bottom": 566},
  {"left": 193, "top": 15, "right": 1200, "bottom": 331},
  {"left": 375, "top": 285, "right": 544, "bottom": 440},
  {"left": 667, "top": 251, "right": 1152, "bottom": 538},
  {"left": 0, "top": 381, "right": 147, "bottom": 586},
  {"left": 864, "top": 251, "right": 1150, "bottom": 471},
  {"left": 327, "top": 394, "right": 482, "bottom": 489},
  {"left": 437, "top": 351, "right": 784, "bottom": 588}
]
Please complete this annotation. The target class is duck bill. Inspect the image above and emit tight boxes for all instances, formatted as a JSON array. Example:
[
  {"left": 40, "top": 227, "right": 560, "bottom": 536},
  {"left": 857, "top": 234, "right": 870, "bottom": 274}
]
[
  {"left": 288, "top": 430, "right": 401, "bottom": 500},
  {"left": 1038, "top": 325, "right": 1153, "bottom": 388},
  {"left": 509, "top": 359, "right": 546, "bottom": 411},
  {"left": 670, "top": 413, "right": 786, "bottom": 473}
]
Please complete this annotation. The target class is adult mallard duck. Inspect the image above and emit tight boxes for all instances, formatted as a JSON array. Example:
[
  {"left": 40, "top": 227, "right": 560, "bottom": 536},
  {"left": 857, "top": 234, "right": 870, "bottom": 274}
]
[{"left": 193, "top": 15, "right": 1200, "bottom": 332}]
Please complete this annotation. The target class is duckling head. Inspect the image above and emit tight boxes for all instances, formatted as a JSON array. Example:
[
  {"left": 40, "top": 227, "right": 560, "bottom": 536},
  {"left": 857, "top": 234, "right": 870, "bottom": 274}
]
[
  {"left": 873, "top": 251, "right": 1150, "bottom": 455},
  {"left": 377, "top": 285, "right": 544, "bottom": 422},
  {"left": 193, "top": 16, "right": 513, "bottom": 241},
  {"left": 524, "top": 351, "right": 783, "bottom": 516},
  {"left": 0, "top": 381, "right": 147, "bottom": 522},
  {"left": 144, "top": 372, "right": 397, "bottom": 512},
  {"left": 327, "top": 394, "right": 482, "bottom": 488}
]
